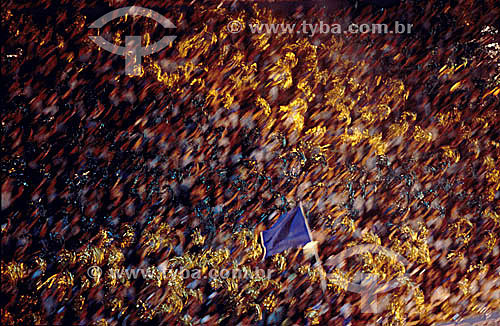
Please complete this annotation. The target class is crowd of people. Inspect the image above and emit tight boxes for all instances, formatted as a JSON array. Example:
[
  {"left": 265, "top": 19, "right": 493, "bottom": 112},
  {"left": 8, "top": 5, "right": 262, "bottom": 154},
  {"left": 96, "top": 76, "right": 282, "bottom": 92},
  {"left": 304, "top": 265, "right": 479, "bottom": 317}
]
[{"left": 1, "top": 0, "right": 499, "bottom": 325}]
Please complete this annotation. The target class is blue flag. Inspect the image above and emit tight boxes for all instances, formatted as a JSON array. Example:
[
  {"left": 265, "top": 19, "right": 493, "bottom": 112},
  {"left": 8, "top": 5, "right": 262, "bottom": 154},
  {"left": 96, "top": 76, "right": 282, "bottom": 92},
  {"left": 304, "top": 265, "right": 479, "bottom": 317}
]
[{"left": 260, "top": 204, "right": 313, "bottom": 258}]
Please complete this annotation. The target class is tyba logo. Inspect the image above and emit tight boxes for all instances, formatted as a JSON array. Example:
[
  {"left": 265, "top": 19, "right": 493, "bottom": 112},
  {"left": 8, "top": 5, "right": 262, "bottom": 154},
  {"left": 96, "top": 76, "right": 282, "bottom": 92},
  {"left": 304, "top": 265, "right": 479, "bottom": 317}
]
[
  {"left": 88, "top": 6, "right": 176, "bottom": 76},
  {"left": 325, "top": 244, "right": 411, "bottom": 314}
]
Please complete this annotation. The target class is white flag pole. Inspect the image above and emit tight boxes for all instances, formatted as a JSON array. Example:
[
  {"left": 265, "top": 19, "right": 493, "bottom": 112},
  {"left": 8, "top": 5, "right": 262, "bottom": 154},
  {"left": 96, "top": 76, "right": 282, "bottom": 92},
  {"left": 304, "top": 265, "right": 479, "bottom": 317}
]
[{"left": 300, "top": 202, "right": 327, "bottom": 292}]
